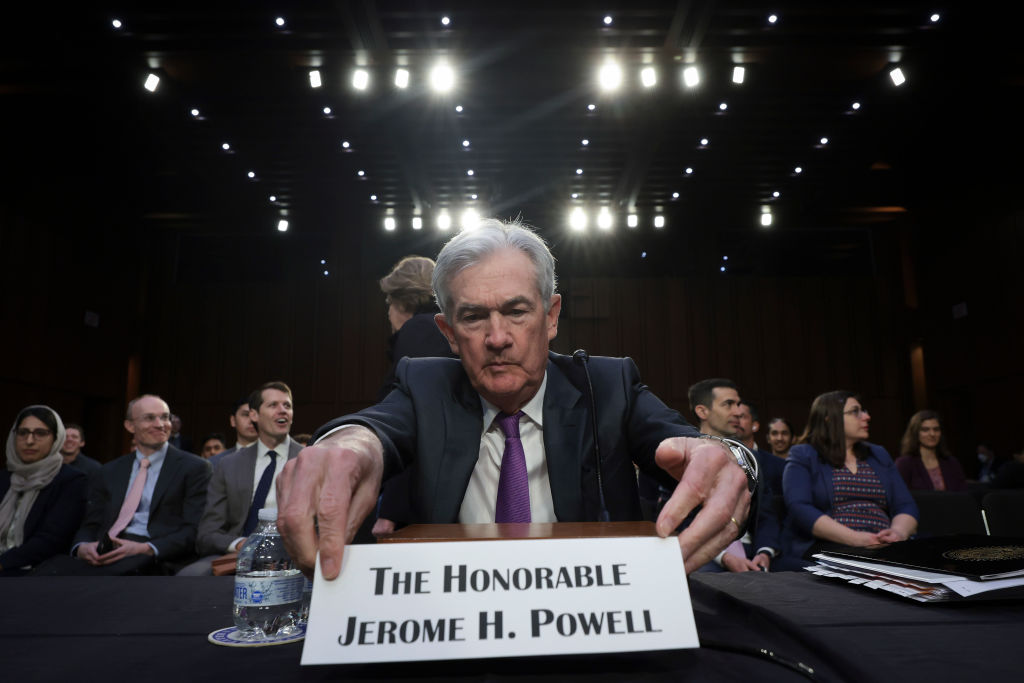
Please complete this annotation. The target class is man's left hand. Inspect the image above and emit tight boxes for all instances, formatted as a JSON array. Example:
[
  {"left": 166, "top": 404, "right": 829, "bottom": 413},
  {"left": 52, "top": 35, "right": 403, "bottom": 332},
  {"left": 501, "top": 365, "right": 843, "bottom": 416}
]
[
  {"left": 751, "top": 552, "right": 772, "bottom": 571},
  {"left": 654, "top": 436, "right": 751, "bottom": 574},
  {"left": 97, "top": 538, "right": 154, "bottom": 565}
]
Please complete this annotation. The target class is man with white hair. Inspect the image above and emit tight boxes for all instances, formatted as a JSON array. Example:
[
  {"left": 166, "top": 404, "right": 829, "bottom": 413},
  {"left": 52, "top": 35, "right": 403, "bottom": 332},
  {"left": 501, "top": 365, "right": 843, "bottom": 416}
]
[{"left": 277, "top": 219, "right": 755, "bottom": 579}]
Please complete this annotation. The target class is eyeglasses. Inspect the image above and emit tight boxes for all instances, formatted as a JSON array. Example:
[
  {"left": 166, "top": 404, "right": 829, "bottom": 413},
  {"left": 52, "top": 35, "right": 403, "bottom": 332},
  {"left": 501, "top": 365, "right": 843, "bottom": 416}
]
[
  {"left": 15, "top": 428, "right": 53, "bottom": 439},
  {"left": 843, "top": 407, "right": 869, "bottom": 417}
]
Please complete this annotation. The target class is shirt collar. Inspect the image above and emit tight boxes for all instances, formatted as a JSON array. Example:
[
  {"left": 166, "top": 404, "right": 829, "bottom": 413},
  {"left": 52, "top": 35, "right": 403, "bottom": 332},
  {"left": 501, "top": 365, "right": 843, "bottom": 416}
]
[
  {"left": 481, "top": 371, "right": 548, "bottom": 430},
  {"left": 257, "top": 436, "right": 290, "bottom": 459},
  {"left": 135, "top": 441, "right": 168, "bottom": 467}
]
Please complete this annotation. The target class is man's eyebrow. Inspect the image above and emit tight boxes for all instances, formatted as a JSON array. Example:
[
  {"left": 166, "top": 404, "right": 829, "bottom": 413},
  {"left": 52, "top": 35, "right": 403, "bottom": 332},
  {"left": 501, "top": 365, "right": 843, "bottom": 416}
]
[{"left": 455, "top": 296, "right": 534, "bottom": 316}]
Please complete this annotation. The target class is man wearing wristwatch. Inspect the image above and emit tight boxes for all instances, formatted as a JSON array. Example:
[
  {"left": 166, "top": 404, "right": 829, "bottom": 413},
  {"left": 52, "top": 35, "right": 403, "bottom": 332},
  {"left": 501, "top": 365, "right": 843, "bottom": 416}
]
[{"left": 688, "top": 378, "right": 781, "bottom": 572}]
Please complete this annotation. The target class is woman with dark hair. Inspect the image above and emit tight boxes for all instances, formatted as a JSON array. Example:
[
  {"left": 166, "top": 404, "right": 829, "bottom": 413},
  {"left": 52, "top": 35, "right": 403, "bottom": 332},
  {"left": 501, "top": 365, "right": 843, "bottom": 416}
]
[
  {"left": 781, "top": 391, "right": 918, "bottom": 562},
  {"left": 1, "top": 405, "right": 87, "bottom": 575},
  {"left": 895, "top": 410, "right": 967, "bottom": 491}
]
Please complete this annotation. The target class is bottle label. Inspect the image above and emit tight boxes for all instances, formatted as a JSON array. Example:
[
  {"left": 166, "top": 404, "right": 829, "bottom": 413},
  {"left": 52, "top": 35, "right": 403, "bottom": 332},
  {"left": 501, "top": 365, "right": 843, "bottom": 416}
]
[{"left": 234, "top": 574, "right": 304, "bottom": 607}]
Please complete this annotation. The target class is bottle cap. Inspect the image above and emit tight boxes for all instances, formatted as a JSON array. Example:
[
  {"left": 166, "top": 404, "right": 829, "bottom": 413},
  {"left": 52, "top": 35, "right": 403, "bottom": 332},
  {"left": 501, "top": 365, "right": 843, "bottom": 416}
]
[{"left": 257, "top": 508, "right": 278, "bottom": 521}]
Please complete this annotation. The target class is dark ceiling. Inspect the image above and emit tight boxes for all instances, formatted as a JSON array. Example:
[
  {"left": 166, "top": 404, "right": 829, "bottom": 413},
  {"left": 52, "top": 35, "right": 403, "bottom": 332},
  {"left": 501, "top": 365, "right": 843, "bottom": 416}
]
[{"left": 3, "top": 2, "right": 1022, "bottom": 278}]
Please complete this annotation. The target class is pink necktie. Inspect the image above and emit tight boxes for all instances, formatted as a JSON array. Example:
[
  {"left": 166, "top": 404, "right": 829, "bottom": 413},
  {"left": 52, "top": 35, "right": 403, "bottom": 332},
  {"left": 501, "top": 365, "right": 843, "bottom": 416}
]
[
  {"left": 107, "top": 458, "right": 150, "bottom": 540},
  {"left": 495, "top": 411, "right": 531, "bottom": 523}
]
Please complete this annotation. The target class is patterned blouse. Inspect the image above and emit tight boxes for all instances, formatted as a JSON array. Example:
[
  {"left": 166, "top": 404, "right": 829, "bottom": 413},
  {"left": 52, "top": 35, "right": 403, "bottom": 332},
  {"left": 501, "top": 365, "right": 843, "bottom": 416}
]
[{"left": 830, "top": 461, "right": 890, "bottom": 532}]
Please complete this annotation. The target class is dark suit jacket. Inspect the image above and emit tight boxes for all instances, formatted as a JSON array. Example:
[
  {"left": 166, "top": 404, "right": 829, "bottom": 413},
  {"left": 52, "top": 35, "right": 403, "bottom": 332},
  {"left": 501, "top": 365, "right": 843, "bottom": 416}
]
[
  {"left": 0, "top": 465, "right": 87, "bottom": 573},
  {"left": 196, "top": 438, "right": 302, "bottom": 555},
  {"left": 74, "top": 445, "right": 211, "bottom": 561},
  {"left": 312, "top": 352, "right": 699, "bottom": 523}
]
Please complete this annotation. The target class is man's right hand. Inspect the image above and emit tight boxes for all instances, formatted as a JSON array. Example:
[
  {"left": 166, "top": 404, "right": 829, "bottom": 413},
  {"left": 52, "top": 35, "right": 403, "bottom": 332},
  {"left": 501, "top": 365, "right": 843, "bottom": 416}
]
[
  {"left": 76, "top": 541, "right": 102, "bottom": 566},
  {"left": 276, "top": 426, "right": 384, "bottom": 580}
]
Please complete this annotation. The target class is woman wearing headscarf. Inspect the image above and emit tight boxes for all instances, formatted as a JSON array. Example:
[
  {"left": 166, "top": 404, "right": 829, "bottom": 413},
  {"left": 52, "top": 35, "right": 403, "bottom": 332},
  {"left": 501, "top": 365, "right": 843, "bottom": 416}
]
[{"left": 1, "top": 405, "right": 87, "bottom": 575}]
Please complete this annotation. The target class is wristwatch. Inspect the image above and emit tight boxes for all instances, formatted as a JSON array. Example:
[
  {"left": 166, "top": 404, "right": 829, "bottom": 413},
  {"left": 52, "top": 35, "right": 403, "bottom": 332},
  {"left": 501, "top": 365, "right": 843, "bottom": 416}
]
[{"left": 698, "top": 434, "right": 759, "bottom": 492}]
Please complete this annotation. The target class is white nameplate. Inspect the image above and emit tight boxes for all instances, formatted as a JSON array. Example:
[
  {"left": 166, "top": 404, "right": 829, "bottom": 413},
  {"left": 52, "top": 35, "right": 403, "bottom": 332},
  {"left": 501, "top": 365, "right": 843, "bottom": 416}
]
[{"left": 301, "top": 536, "right": 698, "bottom": 664}]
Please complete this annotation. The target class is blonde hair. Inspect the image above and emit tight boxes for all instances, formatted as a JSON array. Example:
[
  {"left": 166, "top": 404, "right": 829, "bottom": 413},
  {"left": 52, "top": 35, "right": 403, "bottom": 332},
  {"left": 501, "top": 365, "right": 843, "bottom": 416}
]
[{"left": 380, "top": 256, "right": 435, "bottom": 314}]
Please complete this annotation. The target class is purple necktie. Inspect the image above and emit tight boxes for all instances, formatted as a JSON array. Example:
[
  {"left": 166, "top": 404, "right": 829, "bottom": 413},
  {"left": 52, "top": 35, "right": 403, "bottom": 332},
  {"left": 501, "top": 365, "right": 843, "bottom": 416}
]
[{"left": 495, "top": 411, "right": 531, "bottom": 523}]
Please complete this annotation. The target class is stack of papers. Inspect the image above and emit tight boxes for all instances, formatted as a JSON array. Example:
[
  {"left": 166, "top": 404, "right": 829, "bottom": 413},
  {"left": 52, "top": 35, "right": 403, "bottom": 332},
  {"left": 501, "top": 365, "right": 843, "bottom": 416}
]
[{"left": 805, "top": 535, "right": 1024, "bottom": 603}]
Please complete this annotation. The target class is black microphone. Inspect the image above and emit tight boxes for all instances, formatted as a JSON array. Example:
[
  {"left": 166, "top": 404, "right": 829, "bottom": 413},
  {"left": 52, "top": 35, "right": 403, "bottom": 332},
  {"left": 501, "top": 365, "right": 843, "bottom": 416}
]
[{"left": 573, "top": 349, "right": 610, "bottom": 522}]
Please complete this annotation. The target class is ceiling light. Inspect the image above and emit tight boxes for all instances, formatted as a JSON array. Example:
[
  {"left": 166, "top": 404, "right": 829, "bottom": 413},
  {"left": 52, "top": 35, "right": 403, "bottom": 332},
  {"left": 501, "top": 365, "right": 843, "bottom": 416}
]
[
  {"left": 190, "top": 108, "right": 200, "bottom": 117},
  {"left": 441, "top": 16, "right": 451, "bottom": 26},
  {"left": 247, "top": 171, "right": 255, "bottom": 179},
  {"left": 889, "top": 67, "right": 906, "bottom": 87},
  {"left": 852, "top": 101, "right": 861, "bottom": 110},
  {"left": 685, "top": 167, "right": 693, "bottom": 175},
  {"left": 461, "top": 208, "right": 480, "bottom": 231},
  {"left": 597, "top": 207, "right": 613, "bottom": 230},
  {"left": 277, "top": 219, "right": 289, "bottom": 232},
  {"left": 653, "top": 215, "right": 665, "bottom": 229},
  {"left": 719, "top": 102, "right": 728, "bottom": 111},
  {"left": 571, "top": 193, "right": 579, "bottom": 199},
  {"left": 641, "top": 66, "right": 657, "bottom": 88},
  {"left": 722, "top": 256, "right": 729, "bottom": 261},
  {"left": 111, "top": 19, "right": 123, "bottom": 29},
  {"left": 221, "top": 142, "right": 231, "bottom": 151},
  {"left": 930, "top": 13, "right": 940, "bottom": 23},
  {"left": 357, "top": 170, "right": 365, "bottom": 177},
  {"left": 794, "top": 166, "right": 803, "bottom": 174},
  {"left": 321, "top": 259, "right": 326, "bottom": 265},
  {"left": 309, "top": 70, "right": 322, "bottom": 88},
  {"left": 384, "top": 217, "right": 396, "bottom": 231},
  {"left": 470, "top": 194, "right": 478, "bottom": 200},
  {"left": 598, "top": 59, "right": 623, "bottom": 91},
  {"left": 322, "top": 106, "right": 332, "bottom": 115},
  {"left": 587, "top": 103, "right": 596, "bottom": 111},
  {"left": 323, "top": 270, "right": 329, "bottom": 277},
  {"left": 700, "top": 138, "right": 709, "bottom": 146},
  {"left": 732, "top": 66, "right": 745, "bottom": 84},
  {"left": 576, "top": 168, "right": 583, "bottom": 175},
  {"left": 144, "top": 73, "right": 160, "bottom": 92},
  {"left": 768, "top": 14, "right": 778, "bottom": 24},
  {"left": 455, "top": 105, "right": 463, "bottom": 113},
  {"left": 341, "top": 140, "right": 350, "bottom": 149},
  {"left": 569, "top": 207, "right": 587, "bottom": 232},
  {"left": 820, "top": 137, "right": 829, "bottom": 145},
  {"left": 352, "top": 69, "right": 369, "bottom": 90},
  {"left": 437, "top": 210, "right": 451, "bottom": 231},
  {"left": 412, "top": 216, "right": 423, "bottom": 231},
  {"left": 683, "top": 66, "right": 700, "bottom": 88},
  {"left": 269, "top": 195, "right": 277, "bottom": 202},
  {"left": 581, "top": 138, "right": 589, "bottom": 146},
  {"left": 720, "top": 266, "right": 727, "bottom": 273},
  {"left": 394, "top": 68, "right": 409, "bottom": 89},
  {"left": 462, "top": 139, "right": 470, "bottom": 148},
  {"left": 772, "top": 191, "right": 780, "bottom": 198},
  {"left": 761, "top": 210, "right": 773, "bottom": 228},
  {"left": 275, "top": 17, "right": 285, "bottom": 27},
  {"left": 430, "top": 62, "right": 455, "bottom": 92},
  {"left": 627, "top": 214, "right": 638, "bottom": 228},
  {"left": 672, "top": 192, "right": 680, "bottom": 199},
  {"left": 603, "top": 15, "right": 613, "bottom": 25},
  {"left": 466, "top": 169, "right": 474, "bottom": 176},
  {"left": 370, "top": 194, "right": 378, "bottom": 201}
]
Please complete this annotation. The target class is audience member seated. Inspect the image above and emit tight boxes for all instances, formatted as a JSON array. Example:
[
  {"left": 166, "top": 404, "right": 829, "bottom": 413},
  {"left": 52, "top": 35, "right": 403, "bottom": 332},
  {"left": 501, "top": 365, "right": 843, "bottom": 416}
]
[
  {"left": 689, "top": 379, "right": 782, "bottom": 573},
  {"left": 180, "top": 381, "right": 302, "bottom": 575},
  {"left": 293, "top": 433, "right": 311, "bottom": 447},
  {"left": 973, "top": 443, "right": 1003, "bottom": 483},
  {"left": 736, "top": 401, "right": 784, "bottom": 494},
  {"left": 168, "top": 414, "right": 194, "bottom": 453},
  {"left": 895, "top": 410, "right": 967, "bottom": 491},
  {"left": 766, "top": 417, "right": 794, "bottom": 460},
  {"left": 991, "top": 447, "right": 1024, "bottom": 489},
  {"left": 32, "top": 395, "right": 210, "bottom": 576},
  {"left": 199, "top": 433, "right": 226, "bottom": 460},
  {"left": 209, "top": 397, "right": 259, "bottom": 466},
  {"left": 782, "top": 390, "right": 918, "bottom": 564},
  {"left": 60, "top": 422, "right": 102, "bottom": 478},
  {"left": 374, "top": 255, "right": 458, "bottom": 536},
  {"left": 1, "top": 406, "right": 87, "bottom": 576}
]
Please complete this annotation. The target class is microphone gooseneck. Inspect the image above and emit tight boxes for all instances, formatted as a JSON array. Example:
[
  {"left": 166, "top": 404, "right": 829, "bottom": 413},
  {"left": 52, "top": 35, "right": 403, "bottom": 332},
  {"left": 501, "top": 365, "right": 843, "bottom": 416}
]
[{"left": 573, "top": 349, "right": 610, "bottom": 522}]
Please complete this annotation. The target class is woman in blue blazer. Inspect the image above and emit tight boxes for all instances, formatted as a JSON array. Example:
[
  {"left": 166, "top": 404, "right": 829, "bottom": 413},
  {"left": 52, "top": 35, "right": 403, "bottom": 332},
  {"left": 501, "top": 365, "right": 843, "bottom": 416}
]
[{"left": 782, "top": 391, "right": 918, "bottom": 562}]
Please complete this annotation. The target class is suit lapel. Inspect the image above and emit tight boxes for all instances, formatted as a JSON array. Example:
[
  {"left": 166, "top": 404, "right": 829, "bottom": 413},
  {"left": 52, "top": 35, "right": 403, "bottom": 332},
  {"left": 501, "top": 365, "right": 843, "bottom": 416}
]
[
  {"left": 150, "top": 446, "right": 182, "bottom": 512},
  {"left": 543, "top": 359, "right": 588, "bottom": 521},
  {"left": 431, "top": 373, "right": 485, "bottom": 522}
]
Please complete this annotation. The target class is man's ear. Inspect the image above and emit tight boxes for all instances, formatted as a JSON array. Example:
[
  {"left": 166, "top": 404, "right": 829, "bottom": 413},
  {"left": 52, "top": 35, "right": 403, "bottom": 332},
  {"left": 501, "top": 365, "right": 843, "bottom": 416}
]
[
  {"left": 434, "top": 313, "right": 459, "bottom": 354},
  {"left": 694, "top": 405, "right": 710, "bottom": 422},
  {"left": 546, "top": 294, "right": 562, "bottom": 340}
]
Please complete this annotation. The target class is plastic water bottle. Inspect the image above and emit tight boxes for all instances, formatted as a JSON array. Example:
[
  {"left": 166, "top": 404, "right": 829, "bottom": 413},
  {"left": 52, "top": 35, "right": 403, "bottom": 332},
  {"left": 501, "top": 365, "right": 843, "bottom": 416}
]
[
  {"left": 233, "top": 508, "right": 304, "bottom": 639},
  {"left": 298, "top": 577, "right": 313, "bottom": 624}
]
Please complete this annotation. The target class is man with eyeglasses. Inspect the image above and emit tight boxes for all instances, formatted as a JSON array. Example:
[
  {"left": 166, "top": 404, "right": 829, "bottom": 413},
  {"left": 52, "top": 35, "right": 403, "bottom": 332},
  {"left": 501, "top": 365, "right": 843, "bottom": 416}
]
[{"left": 33, "top": 394, "right": 211, "bottom": 576}]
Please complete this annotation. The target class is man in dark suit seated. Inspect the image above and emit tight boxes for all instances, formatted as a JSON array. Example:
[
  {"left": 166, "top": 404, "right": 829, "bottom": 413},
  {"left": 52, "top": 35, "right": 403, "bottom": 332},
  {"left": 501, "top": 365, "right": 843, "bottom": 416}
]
[
  {"left": 179, "top": 381, "right": 303, "bottom": 575},
  {"left": 33, "top": 395, "right": 211, "bottom": 576},
  {"left": 209, "top": 397, "right": 259, "bottom": 467},
  {"left": 276, "top": 219, "right": 755, "bottom": 580}
]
